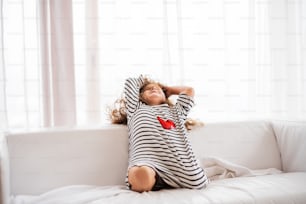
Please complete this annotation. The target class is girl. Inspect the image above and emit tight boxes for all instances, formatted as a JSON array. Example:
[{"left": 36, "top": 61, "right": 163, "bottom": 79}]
[{"left": 109, "top": 75, "right": 208, "bottom": 192}]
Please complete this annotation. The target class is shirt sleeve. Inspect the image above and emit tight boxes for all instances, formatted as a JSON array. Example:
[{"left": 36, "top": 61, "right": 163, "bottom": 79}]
[
  {"left": 124, "top": 75, "right": 145, "bottom": 120},
  {"left": 175, "top": 94, "right": 195, "bottom": 121}
]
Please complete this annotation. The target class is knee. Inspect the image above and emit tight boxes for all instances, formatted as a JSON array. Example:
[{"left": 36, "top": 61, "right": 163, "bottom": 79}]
[{"left": 128, "top": 166, "right": 156, "bottom": 193}]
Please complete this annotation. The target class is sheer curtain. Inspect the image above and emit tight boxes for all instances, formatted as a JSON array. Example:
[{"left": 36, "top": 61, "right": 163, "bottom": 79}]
[
  {"left": 1, "top": 0, "right": 42, "bottom": 130},
  {"left": 39, "top": 0, "right": 76, "bottom": 127},
  {"left": 0, "top": 0, "right": 305, "bottom": 131}
]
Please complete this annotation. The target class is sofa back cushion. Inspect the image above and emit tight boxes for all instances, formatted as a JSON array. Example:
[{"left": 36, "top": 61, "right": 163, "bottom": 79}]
[
  {"left": 188, "top": 121, "right": 282, "bottom": 170},
  {"left": 7, "top": 125, "right": 129, "bottom": 195},
  {"left": 6, "top": 121, "right": 284, "bottom": 195},
  {"left": 272, "top": 120, "right": 306, "bottom": 172}
]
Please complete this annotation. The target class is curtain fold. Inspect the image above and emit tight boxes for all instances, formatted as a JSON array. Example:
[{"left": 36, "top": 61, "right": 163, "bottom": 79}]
[
  {"left": 39, "top": 0, "right": 76, "bottom": 127},
  {"left": 0, "top": 0, "right": 8, "bottom": 130},
  {"left": 85, "top": 0, "right": 101, "bottom": 123}
]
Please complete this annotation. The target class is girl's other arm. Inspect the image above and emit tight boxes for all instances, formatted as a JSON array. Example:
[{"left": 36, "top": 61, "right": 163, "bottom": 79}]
[{"left": 163, "top": 86, "right": 194, "bottom": 98}]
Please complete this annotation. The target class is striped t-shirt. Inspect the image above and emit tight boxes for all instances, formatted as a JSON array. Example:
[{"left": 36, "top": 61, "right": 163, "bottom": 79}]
[{"left": 124, "top": 76, "right": 208, "bottom": 189}]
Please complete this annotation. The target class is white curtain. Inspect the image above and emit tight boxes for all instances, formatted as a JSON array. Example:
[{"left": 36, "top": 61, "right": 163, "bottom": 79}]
[
  {"left": 39, "top": 0, "right": 76, "bottom": 127},
  {"left": 1, "top": 0, "right": 42, "bottom": 130},
  {"left": 268, "top": 0, "right": 306, "bottom": 120},
  {"left": 0, "top": 0, "right": 6, "bottom": 129},
  {"left": 0, "top": 0, "right": 305, "bottom": 131}
]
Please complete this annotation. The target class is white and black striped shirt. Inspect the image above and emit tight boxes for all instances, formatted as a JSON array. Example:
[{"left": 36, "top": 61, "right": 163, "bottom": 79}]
[{"left": 124, "top": 76, "right": 208, "bottom": 189}]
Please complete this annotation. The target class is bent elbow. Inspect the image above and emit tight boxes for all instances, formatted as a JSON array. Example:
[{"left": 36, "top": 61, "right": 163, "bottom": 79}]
[{"left": 185, "top": 87, "right": 194, "bottom": 97}]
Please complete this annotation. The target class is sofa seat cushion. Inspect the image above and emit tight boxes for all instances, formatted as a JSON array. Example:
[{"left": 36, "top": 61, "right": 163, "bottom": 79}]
[{"left": 10, "top": 172, "right": 306, "bottom": 204}]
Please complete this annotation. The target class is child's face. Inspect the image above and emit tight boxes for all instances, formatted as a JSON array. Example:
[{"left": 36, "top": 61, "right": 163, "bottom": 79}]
[{"left": 140, "top": 83, "right": 166, "bottom": 106}]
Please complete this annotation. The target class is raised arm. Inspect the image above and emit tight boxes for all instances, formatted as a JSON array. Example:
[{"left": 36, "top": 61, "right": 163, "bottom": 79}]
[{"left": 124, "top": 75, "right": 145, "bottom": 119}]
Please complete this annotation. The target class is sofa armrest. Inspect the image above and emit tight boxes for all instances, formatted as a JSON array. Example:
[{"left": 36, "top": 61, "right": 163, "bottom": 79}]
[
  {"left": 272, "top": 120, "right": 306, "bottom": 172},
  {"left": 0, "top": 132, "right": 10, "bottom": 204}
]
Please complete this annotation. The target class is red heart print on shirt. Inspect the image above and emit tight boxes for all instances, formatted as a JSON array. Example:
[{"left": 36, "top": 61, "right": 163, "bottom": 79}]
[{"left": 157, "top": 116, "right": 176, "bottom": 129}]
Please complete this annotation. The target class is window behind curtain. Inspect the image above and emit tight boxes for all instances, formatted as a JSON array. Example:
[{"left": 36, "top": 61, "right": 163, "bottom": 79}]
[
  {"left": 71, "top": 0, "right": 306, "bottom": 124},
  {"left": 1, "top": 0, "right": 41, "bottom": 130},
  {"left": 1, "top": 0, "right": 305, "bottom": 131}
]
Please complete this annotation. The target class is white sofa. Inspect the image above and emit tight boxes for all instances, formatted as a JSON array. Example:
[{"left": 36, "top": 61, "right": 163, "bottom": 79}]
[{"left": 1, "top": 120, "right": 306, "bottom": 204}]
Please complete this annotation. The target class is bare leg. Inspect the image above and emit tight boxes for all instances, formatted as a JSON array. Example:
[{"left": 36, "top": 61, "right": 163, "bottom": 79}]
[{"left": 128, "top": 166, "right": 156, "bottom": 193}]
